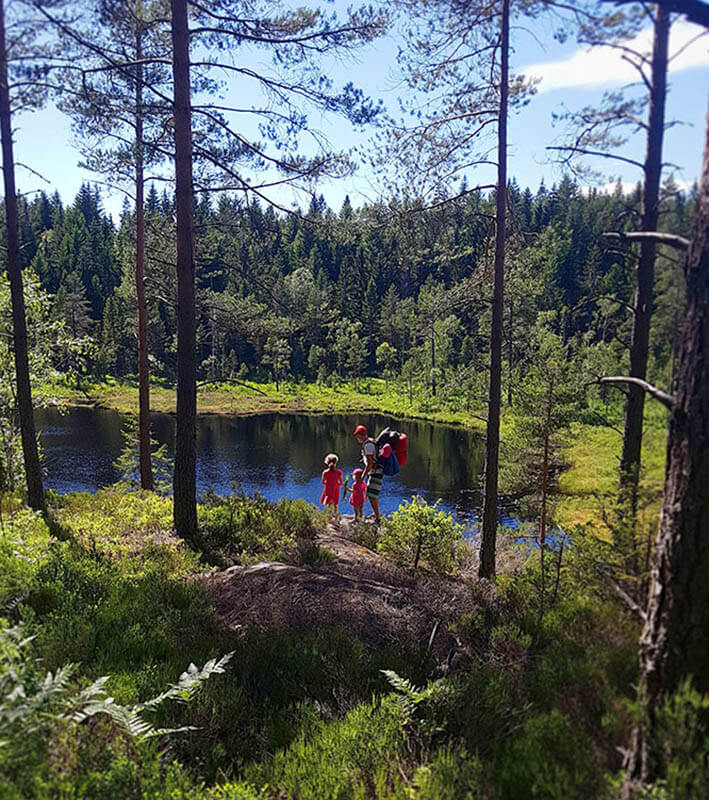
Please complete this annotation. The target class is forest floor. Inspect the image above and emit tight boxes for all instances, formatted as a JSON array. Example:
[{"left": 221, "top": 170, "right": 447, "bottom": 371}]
[
  {"left": 205, "top": 516, "right": 484, "bottom": 660},
  {"left": 47, "top": 376, "right": 668, "bottom": 530}
]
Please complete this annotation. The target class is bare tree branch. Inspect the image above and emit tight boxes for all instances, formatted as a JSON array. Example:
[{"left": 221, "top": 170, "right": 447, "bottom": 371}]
[
  {"left": 602, "top": 230, "right": 690, "bottom": 251},
  {"left": 599, "top": 376, "right": 675, "bottom": 408}
]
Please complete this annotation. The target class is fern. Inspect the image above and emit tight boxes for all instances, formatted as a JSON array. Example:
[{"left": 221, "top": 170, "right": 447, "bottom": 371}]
[
  {"left": 67, "top": 651, "right": 234, "bottom": 739},
  {"left": 382, "top": 668, "right": 451, "bottom": 745},
  {"left": 1, "top": 624, "right": 234, "bottom": 746}
]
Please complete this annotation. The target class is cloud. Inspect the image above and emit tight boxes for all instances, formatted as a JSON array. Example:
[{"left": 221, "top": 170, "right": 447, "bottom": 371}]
[{"left": 521, "top": 21, "right": 709, "bottom": 93}]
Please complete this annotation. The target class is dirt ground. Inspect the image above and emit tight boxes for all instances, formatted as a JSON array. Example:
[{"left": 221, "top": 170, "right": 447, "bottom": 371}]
[{"left": 204, "top": 517, "right": 489, "bottom": 661}]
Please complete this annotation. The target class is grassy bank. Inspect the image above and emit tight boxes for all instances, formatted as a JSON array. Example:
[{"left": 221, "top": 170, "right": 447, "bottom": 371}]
[
  {"left": 46, "top": 376, "right": 668, "bottom": 529},
  {"left": 46, "top": 376, "right": 485, "bottom": 428}
]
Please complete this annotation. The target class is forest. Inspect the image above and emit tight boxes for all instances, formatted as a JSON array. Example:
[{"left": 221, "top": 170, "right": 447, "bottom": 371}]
[{"left": 1, "top": 0, "right": 708, "bottom": 799}]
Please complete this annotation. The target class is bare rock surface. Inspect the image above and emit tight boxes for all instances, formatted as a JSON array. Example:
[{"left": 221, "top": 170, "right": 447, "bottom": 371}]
[{"left": 204, "top": 516, "right": 483, "bottom": 656}]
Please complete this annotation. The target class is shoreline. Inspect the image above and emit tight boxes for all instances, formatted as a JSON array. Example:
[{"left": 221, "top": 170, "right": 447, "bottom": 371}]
[
  {"left": 45, "top": 378, "right": 487, "bottom": 431},
  {"left": 44, "top": 378, "right": 667, "bottom": 529}
]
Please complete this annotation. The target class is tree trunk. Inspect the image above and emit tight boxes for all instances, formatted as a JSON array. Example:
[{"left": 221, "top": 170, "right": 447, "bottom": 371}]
[
  {"left": 135, "top": 16, "right": 154, "bottom": 491},
  {"left": 171, "top": 0, "right": 198, "bottom": 545},
  {"left": 507, "top": 294, "right": 514, "bottom": 406},
  {"left": 539, "top": 385, "right": 552, "bottom": 617},
  {"left": 479, "top": 0, "right": 509, "bottom": 579},
  {"left": 430, "top": 324, "right": 436, "bottom": 397},
  {"left": 624, "top": 105, "right": 709, "bottom": 794},
  {"left": 0, "top": 0, "right": 43, "bottom": 510},
  {"left": 619, "top": 6, "right": 669, "bottom": 514}
]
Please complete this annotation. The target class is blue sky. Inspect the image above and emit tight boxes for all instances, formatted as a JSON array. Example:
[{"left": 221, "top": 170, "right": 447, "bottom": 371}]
[{"left": 12, "top": 3, "right": 709, "bottom": 220}]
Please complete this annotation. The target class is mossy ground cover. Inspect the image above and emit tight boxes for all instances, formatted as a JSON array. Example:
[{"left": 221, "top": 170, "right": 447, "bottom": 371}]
[
  {"left": 556, "top": 403, "right": 668, "bottom": 529},
  {"left": 1, "top": 486, "right": 647, "bottom": 799}
]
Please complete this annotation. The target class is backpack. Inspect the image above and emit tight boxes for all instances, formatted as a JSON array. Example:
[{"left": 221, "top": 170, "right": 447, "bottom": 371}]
[{"left": 375, "top": 427, "right": 409, "bottom": 473}]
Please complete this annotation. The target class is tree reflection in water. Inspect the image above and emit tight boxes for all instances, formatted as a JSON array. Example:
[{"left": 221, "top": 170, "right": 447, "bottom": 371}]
[{"left": 38, "top": 407, "right": 491, "bottom": 528}]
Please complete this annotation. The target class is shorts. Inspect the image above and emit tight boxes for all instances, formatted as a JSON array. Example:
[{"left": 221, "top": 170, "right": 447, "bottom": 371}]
[{"left": 366, "top": 467, "right": 383, "bottom": 499}]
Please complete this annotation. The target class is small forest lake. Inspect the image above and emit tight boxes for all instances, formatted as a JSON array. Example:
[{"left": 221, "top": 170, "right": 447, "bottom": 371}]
[{"left": 37, "top": 407, "right": 514, "bottom": 532}]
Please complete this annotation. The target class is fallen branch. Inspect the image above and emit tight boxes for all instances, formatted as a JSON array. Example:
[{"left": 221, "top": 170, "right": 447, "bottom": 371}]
[
  {"left": 599, "top": 376, "right": 674, "bottom": 409},
  {"left": 602, "top": 231, "right": 690, "bottom": 251},
  {"left": 598, "top": 566, "right": 647, "bottom": 622},
  {"left": 196, "top": 378, "right": 268, "bottom": 396}
]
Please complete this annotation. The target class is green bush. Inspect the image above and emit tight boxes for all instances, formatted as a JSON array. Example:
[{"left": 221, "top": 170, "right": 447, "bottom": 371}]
[
  {"left": 242, "top": 696, "right": 407, "bottom": 799},
  {"left": 0, "top": 622, "right": 232, "bottom": 800},
  {"left": 651, "top": 678, "right": 709, "bottom": 800},
  {"left": 53, "top": 488, "right": 197, "bottom": 577},
  {"left": 378, "top": 496, "right": 464, "bottom": 573},
  {"left": 0, "top": 503, "right": 52, "bottom": 607},
  {"left": 198, "top": 493, "right": 322, "bottom": 564},
  {"left": 24, "top": 541, "right": 217, "bottom": 686},
  {"left": 409, "top": 748, "right": 484, "bottom": 800},
  {"left": 496, "top": 710, "right": 602, "bottom": 799}
]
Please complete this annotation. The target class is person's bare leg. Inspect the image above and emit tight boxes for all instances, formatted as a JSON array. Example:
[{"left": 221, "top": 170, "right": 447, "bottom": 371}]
[{"left": 369, "top": 496, "right": 380, "bottom": 520}]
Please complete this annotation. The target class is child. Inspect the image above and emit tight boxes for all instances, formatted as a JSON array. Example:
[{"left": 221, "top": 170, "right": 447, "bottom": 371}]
[
  {"left": 345, "top": 467, "right": 367, "bottom": 522},
  {"left": 320, "top": 453, "right": 343, "bottom": 522}
]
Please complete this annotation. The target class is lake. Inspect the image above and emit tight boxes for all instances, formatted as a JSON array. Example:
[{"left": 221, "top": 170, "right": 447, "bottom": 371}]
[{"left": 36, "top": 407, "right": 511, "bottom": 532}]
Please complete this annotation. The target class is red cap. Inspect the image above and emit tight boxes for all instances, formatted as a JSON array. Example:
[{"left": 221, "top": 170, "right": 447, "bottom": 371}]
[
  {"left": 353, "top": 425, "right": 367, "bottom": 436},
  {"left": 353, "top": 468, "right": 364, "bottom": 477}
]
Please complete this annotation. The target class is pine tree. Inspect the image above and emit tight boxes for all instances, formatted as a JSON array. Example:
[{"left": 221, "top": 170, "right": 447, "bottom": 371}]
[
  {"left": 0, "top": 0, "right": 70, "bottom": 509},
  {"left": 49, "top": 0, "right": 176, "bottom": 491}
]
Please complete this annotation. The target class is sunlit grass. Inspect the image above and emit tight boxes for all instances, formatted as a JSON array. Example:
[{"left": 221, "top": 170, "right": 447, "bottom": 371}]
[
  {"left": 43, "top": 375, "right": 488, "bottom": 429},
  {"left": 556, "top": 403, "right": 667, "bottom": 529}
]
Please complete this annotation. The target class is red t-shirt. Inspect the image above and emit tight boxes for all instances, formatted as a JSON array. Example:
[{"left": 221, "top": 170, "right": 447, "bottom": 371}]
[
  {"left": 321, "top": 468, "right": 343, "bottom": 505},
  {"left": 349, "top": 480, "right": 367, "bottom": 508}
]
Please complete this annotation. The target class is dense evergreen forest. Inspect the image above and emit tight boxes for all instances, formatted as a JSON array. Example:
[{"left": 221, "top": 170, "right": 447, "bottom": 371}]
[
  {"left": 8, "top": 177, "right": 695, "bottom": 391},
  {"left": 2, "top": 0, "right": 709, "bottom": 798}
]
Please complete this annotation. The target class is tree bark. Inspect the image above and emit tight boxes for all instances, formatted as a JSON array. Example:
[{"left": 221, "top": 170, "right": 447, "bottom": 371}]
[
  {"left": 135, "top": 13, "right": 154, "bottom": 491},
  {"left": 539, "top": 383, "right": 552, "bottom": 618},
  {"left": 0, "top": 0, "right": 43, "bottom": 510},
  {"left": 479, "top": 0, "right": 508, "bottom": 579},
  {"left": 171, "top": 0, "right": 198, "bottom": 544},
  {"left": 619, "top": 5, "right": 669, "bottom": 514},
  {"left": 430, "top": 323, "right": 436, "bottom": 397},
  {"left": 624, "top": 104, "right": 709, "bottom": 794}
]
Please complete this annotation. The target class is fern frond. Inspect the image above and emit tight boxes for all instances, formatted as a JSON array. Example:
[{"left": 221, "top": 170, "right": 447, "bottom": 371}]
[{"left": 138, "top": 651, "right": 234, "bottom": 713}]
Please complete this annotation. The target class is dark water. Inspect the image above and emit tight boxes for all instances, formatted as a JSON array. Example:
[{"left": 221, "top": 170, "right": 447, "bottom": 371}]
[{"left": 37, "top": 407, "right": 505, "bottom": 532}]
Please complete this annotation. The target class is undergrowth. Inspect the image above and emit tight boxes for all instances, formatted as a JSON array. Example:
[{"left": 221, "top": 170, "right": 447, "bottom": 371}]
[{"left": 1, "top": 488, "right": 705, "bottom": 799}]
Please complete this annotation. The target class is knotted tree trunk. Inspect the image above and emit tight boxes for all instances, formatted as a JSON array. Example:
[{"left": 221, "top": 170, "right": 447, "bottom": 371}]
[{"left": 625, "top": 104, "right": 709, "bottom": 793}]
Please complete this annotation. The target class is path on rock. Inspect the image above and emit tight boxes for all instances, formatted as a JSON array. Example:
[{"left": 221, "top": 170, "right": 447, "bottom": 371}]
[{"left": 205, "top": 516, "right": 482, "bottom": 658}]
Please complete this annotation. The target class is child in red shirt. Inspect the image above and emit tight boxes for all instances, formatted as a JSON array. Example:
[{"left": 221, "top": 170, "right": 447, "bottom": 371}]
[
  {"left": 320, "top": 453, "right": 343, "bottom": 522},
  {"left": 345, "top": 468, "right": 367, "bottom": 522}
]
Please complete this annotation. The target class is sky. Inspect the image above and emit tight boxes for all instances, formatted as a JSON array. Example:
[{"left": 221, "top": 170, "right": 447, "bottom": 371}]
[{"left": 11, "top": 3, "right": 709, "bottom": 221}]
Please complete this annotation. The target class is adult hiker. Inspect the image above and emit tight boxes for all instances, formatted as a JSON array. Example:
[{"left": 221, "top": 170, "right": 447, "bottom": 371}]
[{"left": 353, "top": 424, "right": 383, "bottom": 522}]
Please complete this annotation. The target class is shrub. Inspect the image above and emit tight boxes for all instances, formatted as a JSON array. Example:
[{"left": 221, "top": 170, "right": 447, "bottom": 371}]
[
  {"left": 496, "top": 710, "right": 602, "bottom": 799},
  {"left": 652, "top": 678, "right": 709, "bottom": 800},
  {"left": 379, "top": 496, "right": 464, "bottom": 573},
  {"left": 242, "top": 696, "right": 407, "bottom": 798},
  {"left": 0, "top": 504, "right": 52, "bottom": 607},
  {"left": 198, "top": 493, "right": 322, "bottom": 565},
  {"left": 0, "top": 622, "right": 232, "bottom": 799}
]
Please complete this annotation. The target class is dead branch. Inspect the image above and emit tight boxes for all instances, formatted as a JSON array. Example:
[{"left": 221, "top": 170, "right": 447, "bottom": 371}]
[
  {"left": 603, "top": 231, "right": 690, "bottom": 251},
  {"left": 195, "top": 378, "right": 268, "bottom": 396},
  {"left": 599, "top": 376, "right": 674, "bottom": 409},
  {"left": 598, "top": 565, "right": 647, "bottom": 622}
]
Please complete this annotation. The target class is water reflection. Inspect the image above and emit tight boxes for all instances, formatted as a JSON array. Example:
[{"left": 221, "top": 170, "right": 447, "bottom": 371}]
[{"left": 37, "top": 408, "right": 489, "bottom": 529}]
